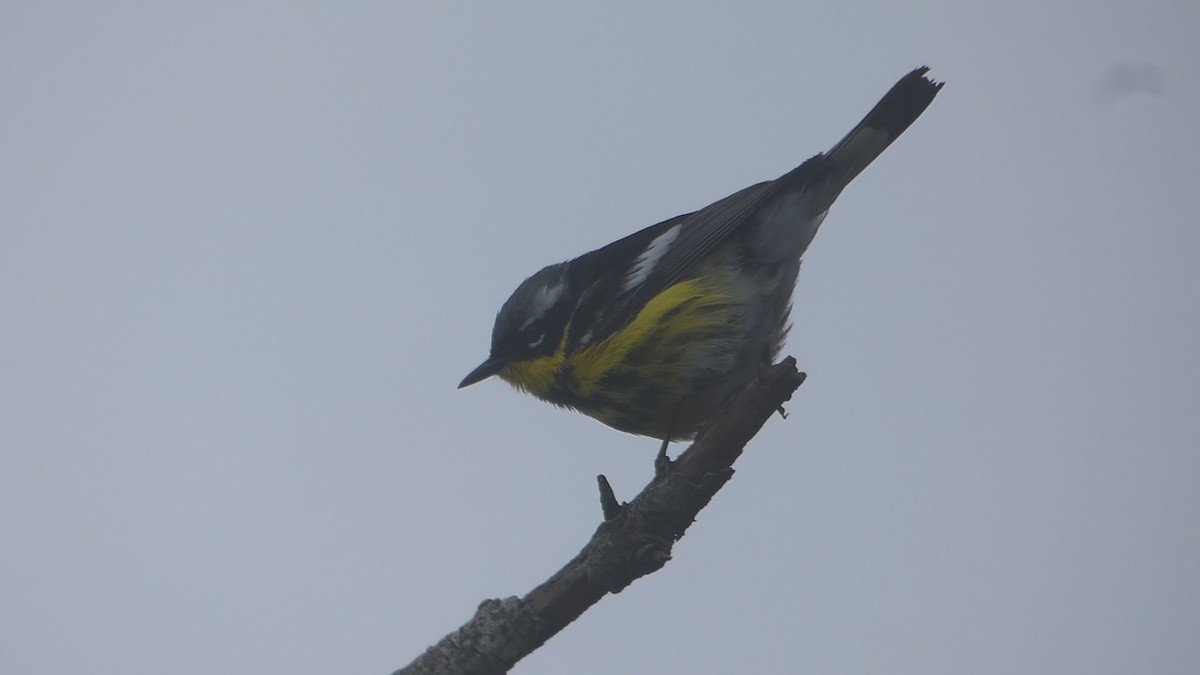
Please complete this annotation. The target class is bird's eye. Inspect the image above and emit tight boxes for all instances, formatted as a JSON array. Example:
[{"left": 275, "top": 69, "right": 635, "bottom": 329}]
[{"left": 520, "top": 318, "right": 547, "bottom": 350}]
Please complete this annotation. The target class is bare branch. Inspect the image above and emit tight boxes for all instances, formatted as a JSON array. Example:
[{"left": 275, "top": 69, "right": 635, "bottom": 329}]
[{"left": 396, "top": 358, "right": 806, "bottom": 675}]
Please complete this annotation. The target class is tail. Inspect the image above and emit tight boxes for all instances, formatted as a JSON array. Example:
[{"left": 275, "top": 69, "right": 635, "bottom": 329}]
[
  {"left": 822, "top": 66, "right": 943, "bottom": 194},
  {"left": 775, "top": 67, "right": 942, "bottom": 216}
]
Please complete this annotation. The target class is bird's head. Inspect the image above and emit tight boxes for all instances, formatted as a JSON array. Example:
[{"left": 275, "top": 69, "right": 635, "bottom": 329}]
[{"left": 458, "top": 263, "right": 573, "bottom": 391}]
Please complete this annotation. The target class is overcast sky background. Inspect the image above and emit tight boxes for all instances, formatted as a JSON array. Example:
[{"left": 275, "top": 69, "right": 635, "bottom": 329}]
[{"left": 3, "top": 2, "right": 1198, "bottom": 674}]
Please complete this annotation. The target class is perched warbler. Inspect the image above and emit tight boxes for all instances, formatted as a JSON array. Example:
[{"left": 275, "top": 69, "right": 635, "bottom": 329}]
[{"left": 460, "top": 67, "right": 942, "bottom": 441}]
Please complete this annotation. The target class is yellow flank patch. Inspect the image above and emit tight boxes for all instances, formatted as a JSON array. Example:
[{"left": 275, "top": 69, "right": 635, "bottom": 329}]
[
  {"left": 498, "top": 277, "right": 737, "bottom": 420},
  {"left": 569, "top": 278, "right": 733, "bottom": 396}
]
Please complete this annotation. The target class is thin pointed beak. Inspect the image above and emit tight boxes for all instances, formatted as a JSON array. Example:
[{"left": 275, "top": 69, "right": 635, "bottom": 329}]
[{"left": 458, "top": 358, "right": 505, "bottom": 389}]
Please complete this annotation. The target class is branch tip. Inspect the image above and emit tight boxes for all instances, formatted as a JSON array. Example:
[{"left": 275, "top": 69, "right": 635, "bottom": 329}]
[{"left": 597, "top": 475, "right": 622, "bottom": 520}]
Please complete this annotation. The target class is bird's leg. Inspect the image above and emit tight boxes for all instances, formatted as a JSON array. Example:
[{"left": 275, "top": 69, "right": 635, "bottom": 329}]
[{"left": 654, "top": 412, "right": 678, "bottom": 480}]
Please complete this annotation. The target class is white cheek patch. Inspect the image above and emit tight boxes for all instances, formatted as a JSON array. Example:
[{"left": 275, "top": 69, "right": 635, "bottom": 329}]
[{"left": 623, "top": 224, "right": 680, "bottom": 292}]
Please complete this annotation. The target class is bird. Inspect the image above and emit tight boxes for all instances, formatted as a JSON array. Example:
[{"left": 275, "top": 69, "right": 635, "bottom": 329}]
[{"left": 459, "top": 67, "right": 942, "bottom": 441}]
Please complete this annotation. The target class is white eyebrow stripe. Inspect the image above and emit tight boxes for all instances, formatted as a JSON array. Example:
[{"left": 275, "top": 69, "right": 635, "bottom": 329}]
[
  {"left": 519, "top": 280, "right": 566, "bottom": 330},
  {"left": 623, "top": 225, "right": 680, "bottom": 292}
]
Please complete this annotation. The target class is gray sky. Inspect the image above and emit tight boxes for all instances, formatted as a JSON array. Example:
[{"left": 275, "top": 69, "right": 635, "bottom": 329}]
[{"left": 2, "top": 2, "right": 1198, "bottom": 674}]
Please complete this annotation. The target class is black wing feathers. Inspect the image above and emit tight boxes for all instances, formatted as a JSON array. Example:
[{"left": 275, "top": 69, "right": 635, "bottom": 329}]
[
  {"left": 569, "top": 67, "right": 942, "bottom": 348},
  {"left": 564, "top": 212, "right": 691, "bottom": 351}
]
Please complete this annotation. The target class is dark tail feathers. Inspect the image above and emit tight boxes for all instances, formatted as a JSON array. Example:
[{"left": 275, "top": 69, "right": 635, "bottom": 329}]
[{"left": 823, "top": 66, "right": 944, "bottom": 190}]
